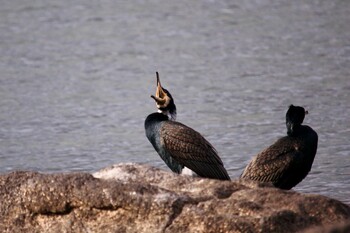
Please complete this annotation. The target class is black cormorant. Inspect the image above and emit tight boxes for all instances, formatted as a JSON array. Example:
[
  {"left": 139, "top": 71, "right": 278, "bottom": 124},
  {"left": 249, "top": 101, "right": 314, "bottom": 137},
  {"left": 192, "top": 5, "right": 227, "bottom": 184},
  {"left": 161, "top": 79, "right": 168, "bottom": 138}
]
[
  {"left": 144, "top": 72, "right": 230, "bottom": 180},
  {"left": 240, "top": 105, "right": 318, "bottom": 189}
]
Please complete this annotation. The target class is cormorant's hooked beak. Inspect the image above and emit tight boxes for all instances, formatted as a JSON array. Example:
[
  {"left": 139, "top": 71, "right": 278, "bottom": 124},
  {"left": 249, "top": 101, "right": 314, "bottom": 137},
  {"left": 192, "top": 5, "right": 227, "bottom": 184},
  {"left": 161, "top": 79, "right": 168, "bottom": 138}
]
[{"left": 151, "top": 72, "right": 170, "bottom": 108}]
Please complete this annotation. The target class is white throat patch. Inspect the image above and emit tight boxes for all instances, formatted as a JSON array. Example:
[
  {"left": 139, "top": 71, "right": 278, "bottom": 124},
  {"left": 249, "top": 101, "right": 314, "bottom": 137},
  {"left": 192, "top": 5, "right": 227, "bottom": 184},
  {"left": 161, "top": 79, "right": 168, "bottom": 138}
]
[{"left": 158, "top": 109, "right": 176, "bottom": 121}]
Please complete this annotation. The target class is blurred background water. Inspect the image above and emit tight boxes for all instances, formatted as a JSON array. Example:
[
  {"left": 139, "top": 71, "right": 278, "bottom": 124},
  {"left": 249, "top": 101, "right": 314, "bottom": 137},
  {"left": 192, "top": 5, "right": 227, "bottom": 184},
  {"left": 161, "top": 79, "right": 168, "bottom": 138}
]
[{"left": 0, "top": 0, "right": 349, "bottom": 204}]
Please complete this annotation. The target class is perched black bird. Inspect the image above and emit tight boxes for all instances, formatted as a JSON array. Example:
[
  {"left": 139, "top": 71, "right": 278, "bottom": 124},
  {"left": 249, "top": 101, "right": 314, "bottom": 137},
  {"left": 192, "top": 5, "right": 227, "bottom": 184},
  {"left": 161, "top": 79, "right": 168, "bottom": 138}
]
[
  {"left": 144, "top": 72, "right": 230, "bottom": 180},
  {"left": 240, "top": 105, "right": 318, "bottom": 189}
]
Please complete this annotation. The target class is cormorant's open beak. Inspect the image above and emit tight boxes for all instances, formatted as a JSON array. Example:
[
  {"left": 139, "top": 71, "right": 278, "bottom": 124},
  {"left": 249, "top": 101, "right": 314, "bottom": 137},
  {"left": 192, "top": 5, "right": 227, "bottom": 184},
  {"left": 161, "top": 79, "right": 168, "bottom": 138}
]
[{"left": 151, "top": 72, "right": 170, "bottom": 108}]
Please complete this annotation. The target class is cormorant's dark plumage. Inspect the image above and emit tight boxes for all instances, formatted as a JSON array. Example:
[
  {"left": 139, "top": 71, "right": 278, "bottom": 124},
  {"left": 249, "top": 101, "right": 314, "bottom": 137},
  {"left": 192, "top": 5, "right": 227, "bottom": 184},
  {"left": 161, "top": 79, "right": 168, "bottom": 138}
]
[
  {"left": 240, "top": 105, "right": 318, "bottom": 189},
  {"left": 144, "top": 72, "right": 230, "bottom": 180}
]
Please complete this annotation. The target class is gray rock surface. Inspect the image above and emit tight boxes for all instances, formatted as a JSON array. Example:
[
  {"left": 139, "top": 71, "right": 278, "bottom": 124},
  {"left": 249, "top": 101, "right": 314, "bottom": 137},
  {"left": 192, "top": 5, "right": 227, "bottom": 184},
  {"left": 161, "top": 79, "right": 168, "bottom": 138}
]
[{"left": 0, "top": 163, "right": 349, "bottom": 232}]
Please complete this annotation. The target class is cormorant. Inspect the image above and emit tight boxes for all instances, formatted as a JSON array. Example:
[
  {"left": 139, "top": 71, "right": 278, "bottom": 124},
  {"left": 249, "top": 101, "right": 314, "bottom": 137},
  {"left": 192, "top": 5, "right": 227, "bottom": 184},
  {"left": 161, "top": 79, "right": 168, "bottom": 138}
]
[
  {"left": 144, "top": 72, "right": 230, "bottom": 180},
  {"left": 240, "top": 105, "right": 318, "bottom": 189}
]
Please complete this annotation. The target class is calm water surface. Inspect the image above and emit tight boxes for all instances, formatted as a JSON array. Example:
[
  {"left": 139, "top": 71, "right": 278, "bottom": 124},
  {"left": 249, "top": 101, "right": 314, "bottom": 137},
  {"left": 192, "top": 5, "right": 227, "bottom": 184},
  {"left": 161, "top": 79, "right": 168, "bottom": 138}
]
[{"left": 0, "top": 0, "right": 349, "bottom": 204}]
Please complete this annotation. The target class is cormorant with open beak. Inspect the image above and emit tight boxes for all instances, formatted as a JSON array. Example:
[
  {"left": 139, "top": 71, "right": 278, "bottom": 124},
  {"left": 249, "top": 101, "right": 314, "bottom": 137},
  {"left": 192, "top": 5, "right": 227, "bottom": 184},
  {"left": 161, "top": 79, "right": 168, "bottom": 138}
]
[
  {"left": 241, "top": 105, "right": 318, "bottom": 189},
  {"left": 144, "top": 72, "right": 230, "bottom": 180}
]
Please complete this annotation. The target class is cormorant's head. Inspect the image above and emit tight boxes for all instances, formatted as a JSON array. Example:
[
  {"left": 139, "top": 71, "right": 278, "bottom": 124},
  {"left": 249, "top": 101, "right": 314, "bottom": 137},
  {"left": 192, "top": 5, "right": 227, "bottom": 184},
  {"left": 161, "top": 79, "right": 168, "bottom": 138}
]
[
  {"left": 286, "top": 105, "right": 308, "bottom": 136},
  {"left": 150, "top": 72, "right": 177, "bottom": 120}
]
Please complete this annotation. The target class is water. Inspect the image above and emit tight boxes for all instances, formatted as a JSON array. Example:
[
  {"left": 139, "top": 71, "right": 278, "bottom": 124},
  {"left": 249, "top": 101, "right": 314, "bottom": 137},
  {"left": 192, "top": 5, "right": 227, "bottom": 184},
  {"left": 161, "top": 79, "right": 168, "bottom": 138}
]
[{"left": 0, "top": 0, "right": 349, "bottom": 204}]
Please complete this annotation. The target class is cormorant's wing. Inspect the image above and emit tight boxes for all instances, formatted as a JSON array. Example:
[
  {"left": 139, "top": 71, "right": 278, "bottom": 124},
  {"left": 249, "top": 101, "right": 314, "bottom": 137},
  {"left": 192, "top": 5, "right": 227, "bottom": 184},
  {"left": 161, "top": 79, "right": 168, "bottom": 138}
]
[
  {"left": 160, "top": 121, "right": 230, "bottom": 180},
  {"left": 241, "top": 137, "right": 302, "bottom": 186}
]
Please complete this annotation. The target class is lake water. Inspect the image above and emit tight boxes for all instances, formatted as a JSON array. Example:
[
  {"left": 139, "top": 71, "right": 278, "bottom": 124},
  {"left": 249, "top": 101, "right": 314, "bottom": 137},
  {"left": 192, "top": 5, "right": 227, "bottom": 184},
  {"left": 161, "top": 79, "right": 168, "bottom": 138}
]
[{"left": 0, "top": 0, "right": 349, "bottom": 204}]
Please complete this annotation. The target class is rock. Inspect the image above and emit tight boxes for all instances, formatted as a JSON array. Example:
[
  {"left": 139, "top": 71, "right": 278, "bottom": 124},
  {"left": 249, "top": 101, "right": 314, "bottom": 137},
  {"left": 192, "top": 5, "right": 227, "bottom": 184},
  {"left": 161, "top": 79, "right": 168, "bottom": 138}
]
[
  {"left": 0, "top": 163, "right": 349, "bottom": 233},
  {"left": 303, "top": 220, "right": 350, "bottom": 233}
]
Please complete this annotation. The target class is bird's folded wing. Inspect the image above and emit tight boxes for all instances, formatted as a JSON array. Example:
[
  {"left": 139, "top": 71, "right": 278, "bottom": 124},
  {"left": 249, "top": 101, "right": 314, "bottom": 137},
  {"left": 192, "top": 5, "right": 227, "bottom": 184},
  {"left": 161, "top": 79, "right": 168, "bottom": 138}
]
[
  {"left": 161, "top": 121, "right": 230, "bottom": 180},
  {"left": 241, "top": 142, "right": 300, "bottom": 183}
]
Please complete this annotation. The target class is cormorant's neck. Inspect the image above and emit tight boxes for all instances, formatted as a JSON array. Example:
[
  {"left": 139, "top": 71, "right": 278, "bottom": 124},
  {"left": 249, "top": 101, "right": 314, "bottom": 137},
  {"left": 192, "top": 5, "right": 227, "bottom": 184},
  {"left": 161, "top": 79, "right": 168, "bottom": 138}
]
[
  {"left": 287, "top": 123, "right": 302, "bottom": 136},
  {"left": 158, "top": 101, "right": 177, "bottom": 121},
  {"left": 158, "top": 109, "right": 177, "bottom": 121}
]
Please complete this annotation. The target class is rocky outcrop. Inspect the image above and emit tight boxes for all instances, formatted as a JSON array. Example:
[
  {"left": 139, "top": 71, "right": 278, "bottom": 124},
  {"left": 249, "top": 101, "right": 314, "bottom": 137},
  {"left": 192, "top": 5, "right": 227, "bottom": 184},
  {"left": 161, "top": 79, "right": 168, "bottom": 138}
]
[{"left": 0, "top": 163, "right": 349, "bottom": 233}]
